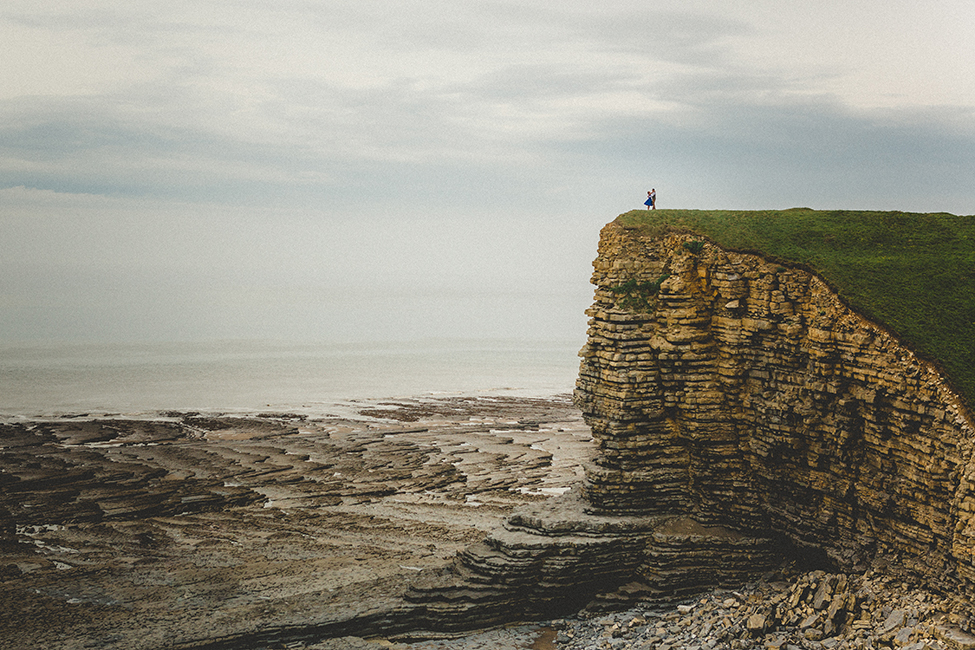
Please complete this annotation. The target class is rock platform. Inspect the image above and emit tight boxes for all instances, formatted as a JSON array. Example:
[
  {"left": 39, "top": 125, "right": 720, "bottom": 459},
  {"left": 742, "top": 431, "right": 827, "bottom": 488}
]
[{"left": 0, "top": 395, "right": 592, "bottom": 649}]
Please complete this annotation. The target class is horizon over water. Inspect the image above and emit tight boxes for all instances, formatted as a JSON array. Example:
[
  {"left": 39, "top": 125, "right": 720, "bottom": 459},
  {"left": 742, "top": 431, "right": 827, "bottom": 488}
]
[{"left": 0, "top": 338, "right": 585, "bottom": 419}]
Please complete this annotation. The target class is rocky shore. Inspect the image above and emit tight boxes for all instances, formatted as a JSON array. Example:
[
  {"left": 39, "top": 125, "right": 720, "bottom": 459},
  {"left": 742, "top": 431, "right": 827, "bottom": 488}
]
[
  {"left": 295, "top": 561, "right": 975, "bottom": 650},
  {"left": 3, "top": 397, "right": 975, "bottom": 649},
  {"left": 0, "top": 395, "right": 592, "bottom": 650},
  {"left": 550, "top": 565, "right": 975, "bottom": 650}
]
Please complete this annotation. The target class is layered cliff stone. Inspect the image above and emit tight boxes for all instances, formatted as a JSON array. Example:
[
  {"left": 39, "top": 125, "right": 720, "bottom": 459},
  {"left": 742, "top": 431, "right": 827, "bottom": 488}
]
[
  {"left": 402, "top": 490, "right": 782, "bottom": 636},
  {"left": 574, "top": 220, "right": 975, "bottom": 588}
]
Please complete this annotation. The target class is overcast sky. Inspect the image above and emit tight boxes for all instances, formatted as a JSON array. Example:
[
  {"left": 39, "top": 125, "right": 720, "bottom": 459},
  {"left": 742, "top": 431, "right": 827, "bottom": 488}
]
[{"left": 3, "top": 0, "right": 974, "bottom": 344}]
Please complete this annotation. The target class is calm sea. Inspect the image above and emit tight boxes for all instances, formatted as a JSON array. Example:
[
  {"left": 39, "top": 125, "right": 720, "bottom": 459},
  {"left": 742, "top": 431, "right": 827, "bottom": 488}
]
[{"left": 0, "top": 339, "right": 584, "bottom": 418}]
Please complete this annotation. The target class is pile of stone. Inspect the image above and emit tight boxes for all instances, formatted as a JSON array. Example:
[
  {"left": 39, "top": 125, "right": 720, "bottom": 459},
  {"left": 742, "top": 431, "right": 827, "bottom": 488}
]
[{"left": 554, "top": 566, "right": 974, "bottom": 650}]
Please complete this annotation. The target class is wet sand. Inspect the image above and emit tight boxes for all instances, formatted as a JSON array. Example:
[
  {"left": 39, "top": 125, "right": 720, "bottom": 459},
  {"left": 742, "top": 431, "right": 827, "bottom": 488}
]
[{"left": 0, "top": 395, "right": 592, "bottom": 650}]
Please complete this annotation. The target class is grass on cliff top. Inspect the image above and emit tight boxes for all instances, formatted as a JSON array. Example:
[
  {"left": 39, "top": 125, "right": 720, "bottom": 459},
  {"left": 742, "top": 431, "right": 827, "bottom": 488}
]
[{"left": 616, "top": 208, "right": 975, "bottom": 407}]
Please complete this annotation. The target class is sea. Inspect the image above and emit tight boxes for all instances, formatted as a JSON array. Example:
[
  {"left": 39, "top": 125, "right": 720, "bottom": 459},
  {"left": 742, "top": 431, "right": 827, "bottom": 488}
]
[{"left": 0, "top": 338, "right": 585, "bottom": 419}]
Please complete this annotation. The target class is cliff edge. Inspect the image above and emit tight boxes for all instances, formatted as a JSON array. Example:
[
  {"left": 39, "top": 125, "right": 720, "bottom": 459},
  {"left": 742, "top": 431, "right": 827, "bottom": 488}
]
[{"left": 575, "top": 218, "right": 975, "bottom": 587}]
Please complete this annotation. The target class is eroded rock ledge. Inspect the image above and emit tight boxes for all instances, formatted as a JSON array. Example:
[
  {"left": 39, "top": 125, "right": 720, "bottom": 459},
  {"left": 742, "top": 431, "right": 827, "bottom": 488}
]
[{"left": 574, "top": 221, "right": 975, "bottom": 587}]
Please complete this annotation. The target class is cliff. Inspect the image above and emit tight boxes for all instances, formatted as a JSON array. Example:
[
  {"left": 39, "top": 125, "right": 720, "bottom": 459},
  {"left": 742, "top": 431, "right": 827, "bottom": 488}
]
[
  {"left": 575, "top": 219, "right": 975, "bottom": 585},
  {"left": 388, "top": 216, "right": 975, "bottom": 643}
]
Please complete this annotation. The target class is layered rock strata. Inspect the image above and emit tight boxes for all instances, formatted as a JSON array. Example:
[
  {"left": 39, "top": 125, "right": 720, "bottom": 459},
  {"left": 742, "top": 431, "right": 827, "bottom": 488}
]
[
  {"left": 403, "top": 493, "right": 782, "bottom": 635},
  {"left": 333, "top": 220, "right": 975, "bottom": 639},
  {"left": 574, "top": 221, "right": 975, "bottom": 588}
]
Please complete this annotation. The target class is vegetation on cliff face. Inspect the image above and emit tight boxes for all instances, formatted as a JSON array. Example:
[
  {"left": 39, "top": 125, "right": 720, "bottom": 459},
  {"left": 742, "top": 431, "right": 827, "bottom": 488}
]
[{"left": 616, "top": 208, "right": 975, "bottom": 406}]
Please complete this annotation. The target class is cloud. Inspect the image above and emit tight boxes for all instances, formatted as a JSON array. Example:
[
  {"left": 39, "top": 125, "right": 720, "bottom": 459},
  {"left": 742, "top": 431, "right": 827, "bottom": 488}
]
[
  {"left": 2, "top": 2, "right": 975, "bottom": 344},
  {"left": 4, "top": 2, "right": 973, "bottom": 208},
  {"left": 555, "top": 97, "right": 975, "bottom": 213}
]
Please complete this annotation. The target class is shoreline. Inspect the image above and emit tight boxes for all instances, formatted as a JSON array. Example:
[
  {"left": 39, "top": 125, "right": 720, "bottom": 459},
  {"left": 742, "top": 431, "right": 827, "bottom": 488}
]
[
  {"left": 4, "top": 397, "right": 974, "bottom": 649},
  {"left": 0, "top": 388, "right": 577, "bottom": 424}
]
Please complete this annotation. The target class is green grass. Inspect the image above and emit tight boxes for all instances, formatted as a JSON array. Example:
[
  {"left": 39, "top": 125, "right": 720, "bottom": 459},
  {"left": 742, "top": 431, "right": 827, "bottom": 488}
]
[{"left": 616, "top": 208, "right": 975, "bottom": 407}]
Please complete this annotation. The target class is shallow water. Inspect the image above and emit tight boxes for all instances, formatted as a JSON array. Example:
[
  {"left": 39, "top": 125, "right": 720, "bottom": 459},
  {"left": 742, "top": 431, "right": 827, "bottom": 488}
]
[{"left": 0, "top": 338, "right": 583, "bottom": 417}]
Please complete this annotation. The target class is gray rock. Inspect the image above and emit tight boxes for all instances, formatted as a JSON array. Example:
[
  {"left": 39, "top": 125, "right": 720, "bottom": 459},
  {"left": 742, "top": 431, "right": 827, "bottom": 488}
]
[
  {"left": 880, "top": 609, "right": 908, "bottom": 636},
  {"left": 813, "top": 578, "right": 833, "bottom": 610},
  {"left": 894, "top": 626, "right": 915, "bottom": 647},
  {"left": 801, "top": 613, "right": 821, "bottom": 630},
  {"left": 935, "top": 625, "right": 975, "bottom": 650}
]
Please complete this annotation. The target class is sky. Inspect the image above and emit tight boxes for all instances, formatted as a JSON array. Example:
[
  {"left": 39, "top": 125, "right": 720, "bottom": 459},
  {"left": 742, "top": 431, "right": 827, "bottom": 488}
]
[{"left": 2, "top": 0, "right": 975, "bottom": 344}]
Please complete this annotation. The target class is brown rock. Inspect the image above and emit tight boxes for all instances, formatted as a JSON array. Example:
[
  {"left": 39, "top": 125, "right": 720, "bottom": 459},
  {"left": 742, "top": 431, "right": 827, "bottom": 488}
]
[
  {"left": 575, "top": 223, "right": 975, "bottom": 590},
  {"left": 747, "top": 613, "right": 767, "bottom": 635}
]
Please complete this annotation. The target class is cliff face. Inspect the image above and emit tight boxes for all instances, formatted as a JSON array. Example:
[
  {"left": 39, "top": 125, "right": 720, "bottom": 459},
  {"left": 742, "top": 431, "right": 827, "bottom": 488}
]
[{"left": 575, "top": 220, "right": 975, "bottom": 585}]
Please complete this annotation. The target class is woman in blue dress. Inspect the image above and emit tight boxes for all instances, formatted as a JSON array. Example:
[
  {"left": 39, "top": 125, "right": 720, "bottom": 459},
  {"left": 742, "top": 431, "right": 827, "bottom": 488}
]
[{"left": 644, "top": 189, "right": 656, "bottom": 209}]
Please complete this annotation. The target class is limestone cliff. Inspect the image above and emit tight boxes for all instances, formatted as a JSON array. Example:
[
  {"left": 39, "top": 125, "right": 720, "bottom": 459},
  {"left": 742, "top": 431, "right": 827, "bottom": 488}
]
[{"left": 575, "top": 219, "right": 975, "bottom": 587}]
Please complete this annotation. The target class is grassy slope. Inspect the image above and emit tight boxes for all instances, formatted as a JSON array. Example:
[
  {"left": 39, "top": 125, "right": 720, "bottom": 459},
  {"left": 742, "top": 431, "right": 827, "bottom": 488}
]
[{"left": 616, "top": 208, "right": 975, "bottom": 407}]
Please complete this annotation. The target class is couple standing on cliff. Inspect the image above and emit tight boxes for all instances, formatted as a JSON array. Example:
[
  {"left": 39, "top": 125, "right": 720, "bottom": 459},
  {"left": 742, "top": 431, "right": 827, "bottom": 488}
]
[{"left": 644, "top": 189, "right": 656, "bottom": 210}]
